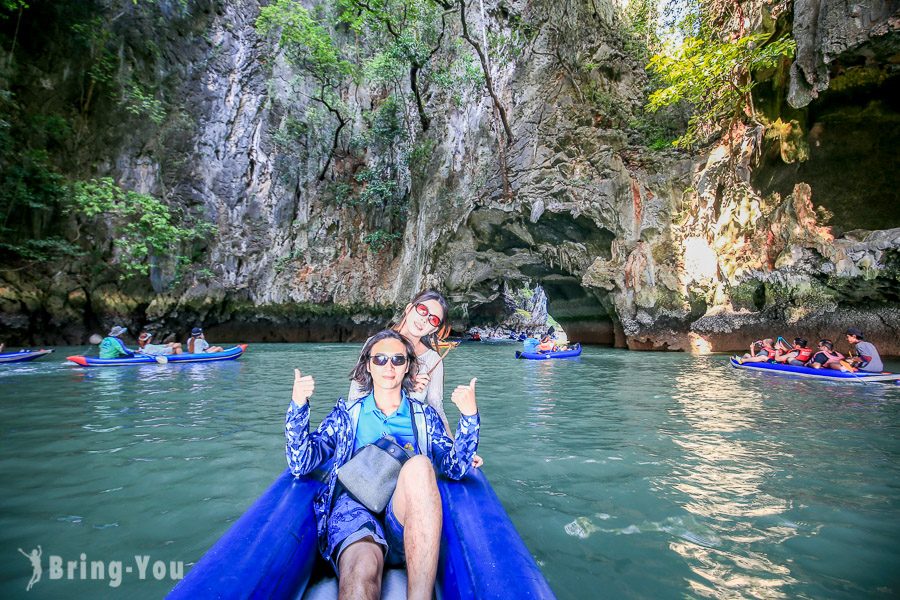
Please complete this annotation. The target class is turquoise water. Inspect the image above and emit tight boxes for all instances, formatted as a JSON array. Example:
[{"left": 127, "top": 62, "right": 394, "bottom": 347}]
[{"left": 1, "top": 344, "right": 899, "bottom": 598}]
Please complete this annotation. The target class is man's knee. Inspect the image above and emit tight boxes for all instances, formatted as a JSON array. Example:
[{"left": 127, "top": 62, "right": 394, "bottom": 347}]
[
  {"left": 399, "top": 455, "right": 436, "bottom": 487},
  {"left": 338, "top": 540, "right": 384, "bottom": 581},
  {"left": 400, "top": 454, "right": 434, "bottom": 479}
]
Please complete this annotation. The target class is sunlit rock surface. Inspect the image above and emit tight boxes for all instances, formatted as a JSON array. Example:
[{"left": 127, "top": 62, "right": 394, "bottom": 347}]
[{"left": 1, "top": 0, "right": 898, "bottom": 353}]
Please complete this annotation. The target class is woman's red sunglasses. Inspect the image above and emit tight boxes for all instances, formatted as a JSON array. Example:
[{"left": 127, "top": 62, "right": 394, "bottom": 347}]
[{"left": 415, "top": 303, "right": 442, "bottom": 328}]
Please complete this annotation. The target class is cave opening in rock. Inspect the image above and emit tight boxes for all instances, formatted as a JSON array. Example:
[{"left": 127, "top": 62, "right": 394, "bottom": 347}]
[
  {"left": 456, "top": 281, "right": 565, "bottom": 343},
  {"left": 458, "top": 277, "right": 617, "bottom": 346},
  {"left": 753, "top": 69, "right": 900, "bottom": 235},
  {"left": 451, "top": 207, "right": 620, "bottom": 344}
]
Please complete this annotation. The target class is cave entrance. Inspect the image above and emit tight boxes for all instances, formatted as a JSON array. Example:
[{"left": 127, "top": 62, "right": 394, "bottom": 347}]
[
  {"left": 451, "top": 206, "right": 621, "bottom": 344},
  {"left": 460, "top": 279, "right": 617, "bottom": 345},
  {"left": 538, "top": 278, "right": 617, "bottom": 345}
]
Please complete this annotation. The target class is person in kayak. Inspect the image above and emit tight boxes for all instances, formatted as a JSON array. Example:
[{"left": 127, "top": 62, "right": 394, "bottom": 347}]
[
  {"left": 348, "top": 290, "right": 483, "bottom": 468},
  {"left": 522, "top": 336, "right": 540, "bottom": 354},
  {"left": 137, "top": 332, "right": 183, "bottom": 355},
  {"left": 186, "top": 327, "right": 224, "bottom": 353},
  {"left": 845, "top": 327, "right": 884, "bottom": 373},
  {"left": 286, "top": 330, "right": 480, "bottom": 600},
  {"left": 99, "top": 326, "right": 135, "bottom": 359},
  {"left": 809, "top": 339, "right": 846, "bottom": 370},
  {"left": 774, "top": 338, "right": 813, "bottom": 366},
  {"left": 536, "top": 335, "right": 556, "bottom": 352},
  {"left": 739, "top": 338, "right": 777, "bottom": 363}
]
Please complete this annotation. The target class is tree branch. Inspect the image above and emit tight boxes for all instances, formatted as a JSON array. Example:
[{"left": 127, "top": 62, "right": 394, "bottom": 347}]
[
  {"left": 313, "top": 82, "right": 348, "bottom": 180},
  {"left": 458, "top": 0, "right": 513, "bottom": 200},
  {"left": 458, "top": 0, "right": 513, "bottom": 143}
]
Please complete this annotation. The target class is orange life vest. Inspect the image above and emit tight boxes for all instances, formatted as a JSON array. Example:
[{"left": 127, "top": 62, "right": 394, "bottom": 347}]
[{"left": 795, "top": 347, "right": 813, "bottom": 362}]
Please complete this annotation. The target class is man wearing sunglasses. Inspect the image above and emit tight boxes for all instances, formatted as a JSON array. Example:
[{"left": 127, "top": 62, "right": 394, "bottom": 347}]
[{"left": 285, "top": 329, "right": 480, "bottom": 600}]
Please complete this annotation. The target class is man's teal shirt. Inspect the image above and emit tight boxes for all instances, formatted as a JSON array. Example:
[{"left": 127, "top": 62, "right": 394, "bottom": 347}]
[{"left": 353, "top": 391, "right": 416, "bottom": 454}]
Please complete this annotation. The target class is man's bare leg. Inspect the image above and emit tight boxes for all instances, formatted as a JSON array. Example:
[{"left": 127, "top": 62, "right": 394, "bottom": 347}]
[
  {"left": 392, "top": 455, "right": 442, "bottom": 600},
  {"left": 338, "top": 539, "right": 384, "bottom": 600}
]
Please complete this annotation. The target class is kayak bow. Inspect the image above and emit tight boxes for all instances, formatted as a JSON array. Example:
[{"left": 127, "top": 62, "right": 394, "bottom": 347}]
[{"left": 0, "top": 349, "right": 54, "bottom": 364}]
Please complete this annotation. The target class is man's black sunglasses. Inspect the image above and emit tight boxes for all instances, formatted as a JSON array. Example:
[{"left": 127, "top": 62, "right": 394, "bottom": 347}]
[{"left": 370, "top": 353, "right": 408, "bottom": 367}]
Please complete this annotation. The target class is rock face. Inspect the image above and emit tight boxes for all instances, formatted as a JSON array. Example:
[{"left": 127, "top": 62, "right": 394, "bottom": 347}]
[
  {"left": 1, "top": 0, "right": 899, "bottom": 355},
  {"left": 789, "top": 0, "right": 900, "bottom": 108}
]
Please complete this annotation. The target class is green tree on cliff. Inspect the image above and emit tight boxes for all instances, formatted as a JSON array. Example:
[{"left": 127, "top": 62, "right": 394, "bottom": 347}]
[
  {"left": 257, "top": 0, "right": 356, "bottom": 181},
  {"left": 645, "top": 0, "right": 795, "bottom": 148},
  {"left": 71, "top": 178, "right": 214, "bottom": 280},
  {"left": 337, "top": 0, "right": 450, "bottom": 132}
]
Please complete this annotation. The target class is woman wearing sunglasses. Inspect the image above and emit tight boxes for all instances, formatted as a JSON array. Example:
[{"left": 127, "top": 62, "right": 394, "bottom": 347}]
[{"left": 348, "top": 290, "right": 484, "bottom": 467}]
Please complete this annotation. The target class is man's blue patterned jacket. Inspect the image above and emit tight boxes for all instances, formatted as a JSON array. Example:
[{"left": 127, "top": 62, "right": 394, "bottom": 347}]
[{"left": 285, "top": 391, "right": 480, "bottom": 558}]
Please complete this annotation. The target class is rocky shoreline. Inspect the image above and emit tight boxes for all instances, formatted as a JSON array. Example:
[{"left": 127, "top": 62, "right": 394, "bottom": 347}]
[{"left": 2, "top": 0, "right": 898, "bottom": 357}]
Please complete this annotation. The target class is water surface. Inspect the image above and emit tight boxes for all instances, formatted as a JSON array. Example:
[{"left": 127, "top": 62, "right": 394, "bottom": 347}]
[{"left": 1, "top": 344, "right": 898, "bottom": 598}]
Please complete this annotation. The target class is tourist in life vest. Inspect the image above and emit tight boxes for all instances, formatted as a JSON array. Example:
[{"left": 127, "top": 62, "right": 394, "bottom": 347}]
[
  {"left": 345, "top": 290, "right": 483, "bottom": 468},
  {"left": 739, "top": 338, "right": 777, "bottom": 363},
  {"left": 536, "top": 335, "right": 556, "bottom": 353},
  {"left": 809, "top": 339, "right": 846, "bottom": 370},
  {"left": 845, "top": 327, "right": 884, "bottom": 372},
  {"left": 285, "top": 330, "right": 480, "bottom": 598},
  {"left": 774, "top": 338, "right": 813, "bottom": 366}
]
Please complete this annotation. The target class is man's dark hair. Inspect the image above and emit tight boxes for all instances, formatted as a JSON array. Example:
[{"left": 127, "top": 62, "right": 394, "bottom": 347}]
[
  {"left": 818, "top": 339, "right": 834, "bottom": 351},
  {"left": 349, "top": 330, "right": 418, "bottom": 394},
  {"left": 794, "top": 338, "right": 808, "bottom": 348},
  {"left": 846, "top": 327, "right": 865, "bottom": 340}
]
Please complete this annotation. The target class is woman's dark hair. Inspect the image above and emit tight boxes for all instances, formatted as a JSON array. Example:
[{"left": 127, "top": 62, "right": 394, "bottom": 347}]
[
  {"left": 818, "top": 339, "right": 834, "bottom": 351},
  {"left": 394, "top": 289, "right": 451, "bottom": 350},
  {"left": 794, "top": 338, "right": 808, "bottom": 348},
  {"left": 349, "top": 330, "right": 418, "bottom": 394}
]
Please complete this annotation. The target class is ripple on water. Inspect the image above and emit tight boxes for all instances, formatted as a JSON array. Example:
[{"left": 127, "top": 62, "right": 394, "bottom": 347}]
[{"left": 1, "top": 344, "right": 899, "bottom": 599}]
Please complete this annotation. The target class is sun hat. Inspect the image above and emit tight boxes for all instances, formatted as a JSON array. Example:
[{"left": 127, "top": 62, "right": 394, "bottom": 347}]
[
  {"left": 191, "top": 327, "right": 203, "bottom": 337},
  {"left": 845, "top": 327, "right": 864, "bottom": 338},
  {"left": 108, "top": 325, "right": 128, "bottom": 337},
  {"left": 138, "top": 332, "right": 152, "bottom": 342}
]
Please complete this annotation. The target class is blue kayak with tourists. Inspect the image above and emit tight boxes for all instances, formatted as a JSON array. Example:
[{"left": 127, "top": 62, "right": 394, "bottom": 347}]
[
  {"left": 0, "top": 348, "right": 54, "bottom": 364},
  {"left": 516, "top": 343, "right": 582, "bottom": 360},
  {"left": 730, "top": 357, "right": 900, "bottom": 383},
  {"left": 168, "top": 468, "right": 554, "bottom": 599},
  {"left": 67, "top": 344, "right": 248, "bottom": 367}
]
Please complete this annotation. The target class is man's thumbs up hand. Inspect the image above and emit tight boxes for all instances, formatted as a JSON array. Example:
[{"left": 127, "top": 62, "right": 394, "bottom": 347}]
[
  {"left": 292, "top": 369, "right": 315, "bottom": 406},
  {"left": 451, "top": 377, "right": 478, "bottom": 416}
]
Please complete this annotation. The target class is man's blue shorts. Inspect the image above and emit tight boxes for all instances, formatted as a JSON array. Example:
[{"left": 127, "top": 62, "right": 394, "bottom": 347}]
[{"left": 328, "top": 492, "right": 405, "bottom": 573}]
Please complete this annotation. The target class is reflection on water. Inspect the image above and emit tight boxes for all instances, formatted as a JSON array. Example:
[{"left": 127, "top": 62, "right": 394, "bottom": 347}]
[
  {"left": 0, "top": 346, "right": 898, "bottom": 599},
  {"left": 666, "top": 363, "right": 798, "bottom": 597},
  {"left": 521, "top": 359, "right": 564, "bottom": 427}
]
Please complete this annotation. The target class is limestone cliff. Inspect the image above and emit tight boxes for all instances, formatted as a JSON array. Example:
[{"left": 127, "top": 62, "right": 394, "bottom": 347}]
[{"left": 0, "top": 0, "right": 898, "bottom": 355}]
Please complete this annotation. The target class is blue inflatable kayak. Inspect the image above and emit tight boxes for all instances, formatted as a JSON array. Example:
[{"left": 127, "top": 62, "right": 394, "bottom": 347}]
[
  {"left": 516, "top": 343, "right": 582, "bottom": 360},
  {"left": 0, "top": 348, "right": 54, "bottom": 364},
  {"left": 168, "top": 468, "right": 554, "bottom": 599},
  {"left": 67, "top": 345, "right": 247, "bottom": 367},
  {"left": 730, "top": 357, "right": 900, "bottom": 383}
]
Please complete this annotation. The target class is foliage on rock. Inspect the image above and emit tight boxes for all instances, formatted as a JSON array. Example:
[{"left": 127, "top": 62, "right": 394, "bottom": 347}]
[
  {"left": 72, "top": 178, "right": 215, "bottom": 280},
  {"left": 647, "top": 32, "right": 795, "bottom": 148},
  {"left": 0, "top": 0, "right": 211, "bottom": 278}
]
